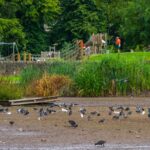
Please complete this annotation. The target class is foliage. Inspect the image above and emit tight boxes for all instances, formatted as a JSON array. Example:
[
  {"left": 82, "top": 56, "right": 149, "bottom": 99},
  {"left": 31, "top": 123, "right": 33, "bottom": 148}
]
[
  {"left": 0, "top": 0, "right": 60, "bottom": 54},
  {"left": 75, "top": 53, "right": 150, "bottom": 96},
  {"left": 1, "top": 0, "right": 150, "bottom": 52},
  {"left": 51, "top": 0, "right": 105, "bottom": 46},
  {"left": 18, "top": 52, "right": 150, "bottom": 97},
  {"left": 0, "top": 18, "right": 26, "bottom": 55},
  {"left": 117, "top": 0, "right": 150, "bottom": 49}
]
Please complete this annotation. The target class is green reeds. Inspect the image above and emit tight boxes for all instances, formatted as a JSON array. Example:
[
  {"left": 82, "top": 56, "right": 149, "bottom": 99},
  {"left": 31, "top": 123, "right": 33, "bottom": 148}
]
[{"left": 75, "top": 54, "right": 150, "bottom": 96}]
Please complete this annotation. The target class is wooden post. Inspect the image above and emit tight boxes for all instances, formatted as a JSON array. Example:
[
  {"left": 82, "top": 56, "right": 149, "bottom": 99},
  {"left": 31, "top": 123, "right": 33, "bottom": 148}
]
[
  {"left": 80, "top": 40, "right": 84, "bottom": 59},
  {"left": 28, "top": 53, "right": 31, "bottom": 61},
  {"left": 111, "top": 79, "right": 116, "bottom": 96},
  {"left": 23, "top": 51, "right": 26, "bottom": 62},
  {"left": 17, "top": 52, "right": 20, "bottom": 62},
  {"left": 12, "top": 42, "right": 15, "bottom": 62}
]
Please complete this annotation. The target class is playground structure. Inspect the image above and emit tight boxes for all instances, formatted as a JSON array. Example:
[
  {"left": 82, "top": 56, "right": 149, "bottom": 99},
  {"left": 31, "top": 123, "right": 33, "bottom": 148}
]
[{"left": 85, "top": 33, "right": 107, "bottom": 54}]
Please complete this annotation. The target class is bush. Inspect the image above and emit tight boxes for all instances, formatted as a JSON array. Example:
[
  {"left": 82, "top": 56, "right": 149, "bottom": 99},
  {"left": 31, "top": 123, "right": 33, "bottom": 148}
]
[{"left": 26, "top": 74, "right": 73, "bottom": 97}]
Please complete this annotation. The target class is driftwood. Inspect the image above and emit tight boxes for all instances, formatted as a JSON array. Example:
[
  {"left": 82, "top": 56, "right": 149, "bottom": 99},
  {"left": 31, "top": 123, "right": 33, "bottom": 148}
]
[{"left": 9, "top": 96, "right": 58, "bottom": 106}]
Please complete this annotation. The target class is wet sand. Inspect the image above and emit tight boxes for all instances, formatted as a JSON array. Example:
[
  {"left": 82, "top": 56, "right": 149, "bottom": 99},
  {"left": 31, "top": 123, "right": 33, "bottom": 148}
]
[{"left": 0, "top": 97, "right": 150, "bottom": 149}]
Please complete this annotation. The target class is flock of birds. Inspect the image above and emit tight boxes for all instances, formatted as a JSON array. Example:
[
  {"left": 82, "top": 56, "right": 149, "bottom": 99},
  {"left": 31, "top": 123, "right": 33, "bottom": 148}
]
[{"left": 0, "top": 102, "right": 150, "bottom": 147}]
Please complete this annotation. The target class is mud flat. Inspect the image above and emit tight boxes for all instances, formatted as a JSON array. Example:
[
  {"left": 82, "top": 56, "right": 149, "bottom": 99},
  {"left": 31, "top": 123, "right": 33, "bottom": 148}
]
[{"left": 0, "top": 97, "right": 150, "bottom": 149}]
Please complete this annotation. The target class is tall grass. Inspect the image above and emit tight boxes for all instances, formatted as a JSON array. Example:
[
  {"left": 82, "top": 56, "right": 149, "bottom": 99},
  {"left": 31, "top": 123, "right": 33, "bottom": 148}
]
[
  {"left": 20, "top": 65, "right": 43, "bottom": 86},
  {"left": 47, "top": 61, "right": 79, "bottom": 78}
]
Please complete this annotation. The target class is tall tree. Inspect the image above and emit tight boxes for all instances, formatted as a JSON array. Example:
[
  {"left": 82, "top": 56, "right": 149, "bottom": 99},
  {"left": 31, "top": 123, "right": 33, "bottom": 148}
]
[{"left": 51, "top": 0, "right": 106, "bottom": 46}]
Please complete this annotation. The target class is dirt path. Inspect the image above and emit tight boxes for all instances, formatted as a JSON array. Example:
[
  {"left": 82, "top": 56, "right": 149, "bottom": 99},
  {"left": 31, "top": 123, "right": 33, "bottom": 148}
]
[{"left": 0, "top": 97, "right": 150, "bottom": 149}]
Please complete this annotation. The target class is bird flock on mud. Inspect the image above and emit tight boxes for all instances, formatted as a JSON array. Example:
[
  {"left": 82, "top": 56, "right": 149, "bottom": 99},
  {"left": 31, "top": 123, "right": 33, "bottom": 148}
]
[{"left": 0, "top": 102, "right": 150, "bottom": 147}]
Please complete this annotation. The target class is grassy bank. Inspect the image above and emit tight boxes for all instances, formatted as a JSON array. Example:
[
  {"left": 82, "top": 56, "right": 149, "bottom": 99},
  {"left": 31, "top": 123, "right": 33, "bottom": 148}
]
[{"left": 1, "top": 52, "right": 150, "bottom": 100}]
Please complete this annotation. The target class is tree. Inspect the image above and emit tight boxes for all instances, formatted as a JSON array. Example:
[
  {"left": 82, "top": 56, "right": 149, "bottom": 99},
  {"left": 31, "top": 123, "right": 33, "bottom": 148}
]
[
  {"left": 118, "top": 0, "right": 150, "bottom": 50},
  {"left": 51, "top": 0, "right": 106, "bottom": 46},
  {"left": 0, "top": 0, "right": 60, "bottom": 54},
  {"left": 0, "top": 18, "right": 26, "bottom": 55},
  {"left": 15, "top": 0, "right": 60, "bottom": 53},
  {"left": 95, "top": 0, "right": 150, "bottom": 50}
]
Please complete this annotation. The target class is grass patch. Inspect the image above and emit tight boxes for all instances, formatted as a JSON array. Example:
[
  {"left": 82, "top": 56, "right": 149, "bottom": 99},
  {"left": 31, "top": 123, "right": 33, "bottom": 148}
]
[{"left": 0, "top": 81, "right": 23, "bottom": 101}]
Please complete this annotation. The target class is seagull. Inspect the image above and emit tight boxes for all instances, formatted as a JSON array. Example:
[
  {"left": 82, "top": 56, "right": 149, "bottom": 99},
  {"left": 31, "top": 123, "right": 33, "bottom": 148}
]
[
  {"left": 61, "top": 108, "right": 68, "bottom": 112},
  {"left": 68, "top": 110, "right": 72, "bottom": 116},
  {"left": 136, "top": 105, "right": 142, "bottom": 113},
  {"left": 87, "top": 115, "right": 91, "bottom": 121},
  {"left": 0, "top": 107, "right": 8, "bottom": 113},
  {"left": 68, "top": 120, "right": 78, "bottom": 128},
  {"left": 17, "top": 108, "right": 29, "bottom": 116},
  {"left": 113, "top": 110, "right": 121, "bottom": 115},
  {"left": 68, "top": 103, "right": 73, "bottom": 110},
  {"left": 80, "top": 108, "right": 86, "bottom": 118},
  {"left": 98, "top": 118, "right": 105, "bottom": 123},
  {"left": 141, "top": 108, "right": 145, "bottom": 115},
  {"left": 48, "top": 102, "right": 59, "bottom": 108},
  {"left": 124, "top": 106, "right": 130, "bottom": 111},
  {"left": 39, "top": 108, "right": 50, "bottom": 117},
  {"left": 90, "top": 111, "right": 97, "bottom": 115},
  {"left": 95, "top": 140, "right": 106, "bottom": 147},
  {"left": 112, "top": 115, "right": 120, "bottom": 120},
  {"left": 136, "top": 106, "right": 145, "bottom": 115}
]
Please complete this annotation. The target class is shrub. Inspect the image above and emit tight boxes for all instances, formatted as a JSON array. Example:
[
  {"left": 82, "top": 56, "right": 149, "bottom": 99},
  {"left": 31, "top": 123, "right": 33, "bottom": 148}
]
[{"left": 26, "top": 74, "right": 73, "bottom": 97}]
